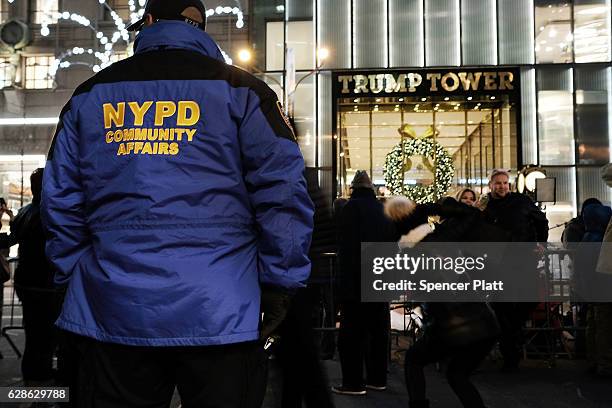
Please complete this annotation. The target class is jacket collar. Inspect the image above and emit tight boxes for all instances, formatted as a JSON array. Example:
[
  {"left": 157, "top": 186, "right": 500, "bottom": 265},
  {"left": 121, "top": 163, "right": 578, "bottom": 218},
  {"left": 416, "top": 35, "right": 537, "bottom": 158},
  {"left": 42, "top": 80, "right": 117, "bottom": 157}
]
[
  {"left": 487, "top": 192, "right": 512, "bottom": 204},
  {"left": 350, "top": 187, "right": 376, "bottom": 199},
  {"left": 134, "top": 21, "right": 225, "bottom": 62}
]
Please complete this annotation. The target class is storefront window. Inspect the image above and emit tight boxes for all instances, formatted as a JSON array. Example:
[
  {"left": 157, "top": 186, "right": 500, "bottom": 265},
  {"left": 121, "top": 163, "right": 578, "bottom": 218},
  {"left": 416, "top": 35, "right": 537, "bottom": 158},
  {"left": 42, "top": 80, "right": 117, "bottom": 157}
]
[
  {"left": 251, "top": 0, "right": 284, "bottom": 70},
  {"left": 337, "top": 95, "right": 517, "bottom": 198},
  {"left": 33, "top": 0, "right": 58, "bottom": 25},
  {"left": 575, "top": 66, "right": 610, "bottom": 165},
  {"left": 0, "top": 0, "right": 8, "bottom": 23},
  {"left": 574, "top": 0, "right": 611, "bottom": 63},
  {"left": 24, "top": 55, "right": 54, "bottom": 89},
  {"left": 538, "top": 91, "right": 575, "bottom": 165},
  {"left": 267, "top": 20, "right": 315, "bottom": 71},
  {"left": 535, "top": 1, "right": 572, "bottom": 63},
  {"left": 542, "top": 166, "right": 577, "bottom": 242},
  {"left": 266, "top": 21, "right": 285, "bottom": 71},
  {"left": 0, "top": 56, "right": 13, "bottom": 88},
  {"left": 287, "top": 21, "right": 314, "bottom": 70},
  {"left": 293, "top": 74, "right": 315, "bottom": 166},
  {"left": 537, "top": 68, "right": 575, "bottom": 165},
  {"left": 577, "top": 166, "right": 611, "bottom": 205}
]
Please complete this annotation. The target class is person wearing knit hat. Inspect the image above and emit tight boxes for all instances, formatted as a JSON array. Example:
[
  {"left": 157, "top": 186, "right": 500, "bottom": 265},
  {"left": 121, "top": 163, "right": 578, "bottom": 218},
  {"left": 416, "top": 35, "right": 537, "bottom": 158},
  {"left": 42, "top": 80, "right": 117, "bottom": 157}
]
[
  {"left": 333, "top": 169, "right": 397, "bottom": 396},
  {"left": 350, "top": 170, "right": 374, "bottom": 190}
]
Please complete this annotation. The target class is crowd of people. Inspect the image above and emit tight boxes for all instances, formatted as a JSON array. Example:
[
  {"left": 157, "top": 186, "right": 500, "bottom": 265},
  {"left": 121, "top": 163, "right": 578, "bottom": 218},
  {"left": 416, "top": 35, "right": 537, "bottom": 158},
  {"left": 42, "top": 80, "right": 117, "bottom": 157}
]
[
  {"left": 331, "top": 168, "right": 548, "bottom": 405},
  {"left": 330, "top": 166, "right": 612, "bottom": 407}
]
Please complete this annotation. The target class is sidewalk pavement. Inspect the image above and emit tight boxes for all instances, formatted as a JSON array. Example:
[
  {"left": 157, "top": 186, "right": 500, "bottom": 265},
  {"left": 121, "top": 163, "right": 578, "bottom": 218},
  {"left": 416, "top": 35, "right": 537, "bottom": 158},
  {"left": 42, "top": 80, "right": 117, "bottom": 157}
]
[
  {"left": 2, "top": 328, "right": 611, "bottom": 408},
  {"left": 310, "top": 358, "right": 612, "bottom": 408}
]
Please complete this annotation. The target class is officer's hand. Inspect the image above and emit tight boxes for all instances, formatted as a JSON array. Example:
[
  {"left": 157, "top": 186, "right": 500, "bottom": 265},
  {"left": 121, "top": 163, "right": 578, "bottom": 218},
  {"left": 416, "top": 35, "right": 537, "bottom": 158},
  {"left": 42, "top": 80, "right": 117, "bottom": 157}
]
[{"left": 259, "top": 286, "right": 292, "bottom": 340}]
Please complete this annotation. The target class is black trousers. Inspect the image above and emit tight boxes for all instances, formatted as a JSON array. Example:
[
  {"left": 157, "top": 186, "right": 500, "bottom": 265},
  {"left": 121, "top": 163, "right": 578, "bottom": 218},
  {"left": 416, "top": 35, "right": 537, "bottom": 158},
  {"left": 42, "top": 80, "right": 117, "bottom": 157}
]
[
  {"left": 404, "top": 335, "right": 495, "bottom": 408},
  {"left": 16, "top": 289, "right": 62, "bottom": 382},
  {"left": 63, "top": 333, "right": 268, "bottom": 408},
  {"left": 492, "top": 303, "right": 532, "bottom": 368},
  {"left": 337, "top": 302, "right": 390, "bottom": 388},
  {"left": 276, "top": 287, "right": 334, "bottom": 408}
]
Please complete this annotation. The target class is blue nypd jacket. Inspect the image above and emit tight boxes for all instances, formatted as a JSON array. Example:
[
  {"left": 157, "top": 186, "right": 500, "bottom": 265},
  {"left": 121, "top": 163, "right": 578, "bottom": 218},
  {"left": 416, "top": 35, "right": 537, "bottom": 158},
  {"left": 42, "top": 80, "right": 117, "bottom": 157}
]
[{"left": 41, "top": 21, "right": 314, "bottom": 346}]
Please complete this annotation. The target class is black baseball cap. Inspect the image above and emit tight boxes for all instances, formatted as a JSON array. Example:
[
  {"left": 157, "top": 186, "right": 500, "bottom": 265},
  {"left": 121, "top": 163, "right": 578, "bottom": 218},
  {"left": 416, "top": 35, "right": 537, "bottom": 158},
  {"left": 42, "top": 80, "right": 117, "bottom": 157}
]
[{"left": 126, "top": 0, "right": 207, "bottom": 32}]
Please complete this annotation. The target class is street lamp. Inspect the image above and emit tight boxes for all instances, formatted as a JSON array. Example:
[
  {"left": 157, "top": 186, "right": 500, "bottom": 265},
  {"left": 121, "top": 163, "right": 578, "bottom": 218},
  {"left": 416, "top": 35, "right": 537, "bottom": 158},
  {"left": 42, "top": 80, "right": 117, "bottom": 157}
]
[
  {"left": 286, "top": 47, "right": 329, "bottom": 118},
  {"left": 236, "top": 48, "right": 284, "bottom": 95},
  {"left": 291, "top": 47, "right": 328, "bottom": 91},
  {"left": 236, "top": 47, "right": 330, "bottom": 118},
  {"left": 517, "top": 165, "right": 546, "bottom": 194}
]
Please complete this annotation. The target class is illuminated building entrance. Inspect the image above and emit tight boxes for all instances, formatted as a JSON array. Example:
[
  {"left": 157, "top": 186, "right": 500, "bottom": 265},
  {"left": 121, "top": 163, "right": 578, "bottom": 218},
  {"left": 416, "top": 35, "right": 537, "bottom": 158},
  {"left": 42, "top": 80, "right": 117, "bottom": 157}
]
[{"left": 333, "top": 68, "right": 521, "bottom": 200}]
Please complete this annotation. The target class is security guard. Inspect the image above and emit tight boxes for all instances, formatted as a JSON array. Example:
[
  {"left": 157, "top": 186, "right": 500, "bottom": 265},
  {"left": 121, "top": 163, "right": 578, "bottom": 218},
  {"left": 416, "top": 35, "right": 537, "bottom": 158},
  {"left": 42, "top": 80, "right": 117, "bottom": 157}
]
[{"left": 41, "top": 0, "right": 314, "bottom": 406}]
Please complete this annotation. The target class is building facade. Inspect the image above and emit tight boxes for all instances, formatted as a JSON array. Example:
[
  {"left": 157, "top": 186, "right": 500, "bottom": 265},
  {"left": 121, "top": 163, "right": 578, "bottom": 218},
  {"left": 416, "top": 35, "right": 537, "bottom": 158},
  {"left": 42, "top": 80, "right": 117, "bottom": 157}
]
[{"left": 250, "top": 0, "right": 612, "bottom": 240}]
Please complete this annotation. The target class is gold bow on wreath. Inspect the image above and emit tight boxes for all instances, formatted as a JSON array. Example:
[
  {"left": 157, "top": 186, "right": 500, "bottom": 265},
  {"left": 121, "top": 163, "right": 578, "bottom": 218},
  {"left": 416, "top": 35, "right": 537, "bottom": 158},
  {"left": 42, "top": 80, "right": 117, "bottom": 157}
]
[{"left": 397, "top": 124, "right": 439, "bottom": 174}]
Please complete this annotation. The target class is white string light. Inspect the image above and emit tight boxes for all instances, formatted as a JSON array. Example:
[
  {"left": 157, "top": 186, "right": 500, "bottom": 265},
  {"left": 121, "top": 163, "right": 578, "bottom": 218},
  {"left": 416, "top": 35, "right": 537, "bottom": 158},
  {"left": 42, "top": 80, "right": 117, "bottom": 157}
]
[
  {"left": 7, "top": 1, "right": 245, "bottom": 77},
  {"left": 41, "top": 12, "right": 92, "bottom": 38},
  {"left": 50, "top": 47, "right": 109, "bottom": 77},
  {"left": 206, "top": 6, "right": 244, "bottom": 29}
]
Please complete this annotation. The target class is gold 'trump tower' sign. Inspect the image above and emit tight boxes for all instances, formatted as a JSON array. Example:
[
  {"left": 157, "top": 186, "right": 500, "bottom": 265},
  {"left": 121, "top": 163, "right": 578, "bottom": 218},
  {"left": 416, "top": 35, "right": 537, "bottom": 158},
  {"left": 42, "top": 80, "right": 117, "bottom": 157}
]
[{"left": 338, "top": 71, "right": 515, "bottom": 94}]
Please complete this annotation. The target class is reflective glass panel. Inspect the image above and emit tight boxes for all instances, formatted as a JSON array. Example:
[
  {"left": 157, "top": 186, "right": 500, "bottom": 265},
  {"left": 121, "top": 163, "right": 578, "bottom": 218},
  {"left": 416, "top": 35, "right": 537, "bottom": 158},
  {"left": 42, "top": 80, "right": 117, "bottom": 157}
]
[
  {"left": 535, "top": 1, "right": 573, "bottom": 63},
  {"left": 574, "top": 0, "right": 611, "bottom": 63}
]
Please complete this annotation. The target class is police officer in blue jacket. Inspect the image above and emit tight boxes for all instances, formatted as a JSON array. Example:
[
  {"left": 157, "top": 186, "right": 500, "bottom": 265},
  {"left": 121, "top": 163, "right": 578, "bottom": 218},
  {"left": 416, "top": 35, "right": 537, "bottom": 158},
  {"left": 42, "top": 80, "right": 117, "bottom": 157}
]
[{"left": 41, "top": 0, "right": 314, "bottom": 406}]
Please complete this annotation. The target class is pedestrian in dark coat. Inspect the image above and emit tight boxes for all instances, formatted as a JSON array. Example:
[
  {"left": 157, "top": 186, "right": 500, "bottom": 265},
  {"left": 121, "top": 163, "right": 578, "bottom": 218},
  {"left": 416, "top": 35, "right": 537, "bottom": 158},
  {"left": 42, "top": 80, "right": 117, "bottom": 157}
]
[
  {"left": 385, "top": 197, "right": 500, "bottom": 408},
  {"left": 482, "top": 170, "right": 548, "bottom": 243},
  {"left": 562, "top": 198, "right": 601, "bottom": 248},
  {"left": 9, "top": 169, "right": 63, "bottom": 385},
  {"left": 482, "top": 169, "right": 548, "bottom": 371},
  {"left": 574, "top": 203, "right": 612, "bottom": 376},
  {"left": 332, "top": 171, "right": 397, "bottom": 396},
  {"left": 275, "top": 168, "right": 335, "bottom": 408}
]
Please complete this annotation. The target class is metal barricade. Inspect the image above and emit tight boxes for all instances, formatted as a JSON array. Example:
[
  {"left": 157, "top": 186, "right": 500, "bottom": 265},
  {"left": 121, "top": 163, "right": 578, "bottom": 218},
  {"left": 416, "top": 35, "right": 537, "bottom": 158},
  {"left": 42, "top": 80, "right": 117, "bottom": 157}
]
[
  {"left": 1, "top": 257, "right": 23, "bottom": 358},
  {"left": 522, "top": 246, "right": 583, "bottom": 365}
]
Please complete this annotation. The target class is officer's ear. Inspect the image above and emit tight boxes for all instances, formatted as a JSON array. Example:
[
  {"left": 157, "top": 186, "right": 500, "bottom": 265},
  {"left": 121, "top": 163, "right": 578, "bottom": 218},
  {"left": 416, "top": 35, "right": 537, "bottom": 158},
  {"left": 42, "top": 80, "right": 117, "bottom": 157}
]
[{"left": 144, "top": 13, "right": 155, "bottom": 27}]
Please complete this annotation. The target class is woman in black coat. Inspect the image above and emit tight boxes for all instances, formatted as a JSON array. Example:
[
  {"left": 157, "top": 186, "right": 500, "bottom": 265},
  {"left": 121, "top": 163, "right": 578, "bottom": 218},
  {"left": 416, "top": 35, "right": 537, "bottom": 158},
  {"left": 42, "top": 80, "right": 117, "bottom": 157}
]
[{"left": 385, "top": 197, "right": 500, "bottom": 408}]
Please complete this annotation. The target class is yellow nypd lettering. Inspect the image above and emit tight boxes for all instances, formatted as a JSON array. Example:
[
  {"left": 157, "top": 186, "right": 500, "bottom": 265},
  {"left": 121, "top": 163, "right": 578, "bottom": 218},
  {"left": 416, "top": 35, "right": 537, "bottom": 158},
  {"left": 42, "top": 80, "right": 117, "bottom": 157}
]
[
  {"left": 155, "top": 102, "right": 177, "bottom": 126},
  {"left": 128, "top": 101, "right": 154, "bottom": 126},
  {"left": 177, "top": 101, "right": 200, "bottom": 126},
  {"left": 104, "top": 103, "right": 125, "bottom": 129},
  {"left": 101, "top": 100, "right": 202, "bottom": 157}
]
